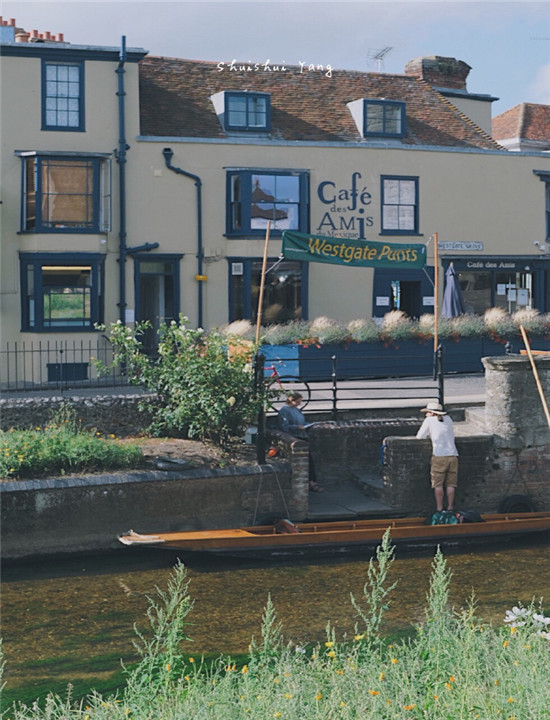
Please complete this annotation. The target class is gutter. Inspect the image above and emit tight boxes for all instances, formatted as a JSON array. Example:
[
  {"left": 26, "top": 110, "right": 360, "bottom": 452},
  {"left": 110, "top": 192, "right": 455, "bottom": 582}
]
[{"left": 162, "top": 147, "right": 204, "bottom": 328}]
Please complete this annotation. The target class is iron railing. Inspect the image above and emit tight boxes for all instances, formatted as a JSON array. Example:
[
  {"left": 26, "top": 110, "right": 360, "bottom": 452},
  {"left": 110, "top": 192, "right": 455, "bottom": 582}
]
[
  {"left": 0, "top": 339, "right": 130, "bottom": 392},
  {"left": 254, "top": 347, "right": 445, "bottom": 464}
]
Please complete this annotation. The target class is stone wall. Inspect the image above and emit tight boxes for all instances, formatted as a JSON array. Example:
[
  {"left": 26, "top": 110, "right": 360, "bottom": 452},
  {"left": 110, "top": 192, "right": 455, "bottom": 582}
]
[
  {"left": 0, "top": 393, "right": 154, "bottom": 436},
  {"left": 482, "top": 356, "right": 550, "bottom": 448},
  {"left": 382, "top": 435, "right": 496, "bottom": 514},
  {"left": 1, "top": 462, "right": 293, "bottom": 560}
]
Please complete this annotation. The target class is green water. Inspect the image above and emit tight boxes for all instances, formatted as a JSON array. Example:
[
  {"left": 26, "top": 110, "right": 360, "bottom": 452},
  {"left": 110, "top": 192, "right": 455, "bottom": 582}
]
[{"left": 2, "top": 539, "right": 549, "bottom": 705}]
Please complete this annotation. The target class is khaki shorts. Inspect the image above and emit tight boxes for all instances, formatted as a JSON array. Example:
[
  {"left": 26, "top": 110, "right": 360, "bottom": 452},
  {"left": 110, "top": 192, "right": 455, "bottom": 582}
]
[{"left": 430, "top": 455, "right": 458, "bottom": 489}]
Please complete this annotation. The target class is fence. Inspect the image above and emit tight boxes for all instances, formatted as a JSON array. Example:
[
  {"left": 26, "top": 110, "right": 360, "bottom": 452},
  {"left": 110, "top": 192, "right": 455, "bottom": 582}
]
[
  {"left": 0, "top": 338, "right": 130, "bottom": 392},
  {"left": 253, "top": 347, "right": 445, "bottom": 464}
]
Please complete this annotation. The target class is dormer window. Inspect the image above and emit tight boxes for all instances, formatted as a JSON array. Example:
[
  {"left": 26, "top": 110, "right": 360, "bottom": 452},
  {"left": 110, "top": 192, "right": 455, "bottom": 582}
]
[
  {"left": 226, "top": 92, "right": 270, "bottom": 131},
  {"left": 364, "top": 100, "right": 405, "bottom": 137},
  {"left": 211, "top": 91, "right": 271, "bottom": 132},
  {"left": 347, "top": 98, "right": 406, "bottom": 139}
]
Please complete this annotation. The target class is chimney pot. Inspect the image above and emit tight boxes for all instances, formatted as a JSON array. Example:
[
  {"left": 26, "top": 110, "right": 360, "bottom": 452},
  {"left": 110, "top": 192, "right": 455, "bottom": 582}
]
[
  {"left": 9, "top": 18, "right": 16, "bottom": 26},
  {"left": 56, "top": 32, "right": 64, "bottom": 42},
  {"left": 15, "top": 31, "right": 29, "bottom": 42}
]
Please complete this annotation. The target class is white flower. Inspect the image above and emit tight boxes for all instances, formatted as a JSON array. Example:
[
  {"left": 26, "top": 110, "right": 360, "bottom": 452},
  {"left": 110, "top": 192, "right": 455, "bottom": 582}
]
[
  {"left": 243, "top": 363, "right": 252, "bottom": 374},
  {"left": 504, "top": 606, "right": 530, "bottom": 625},
  {"left": 227, "top": 396, "right": 236, "bottom": 407},
  {"left": 539, "top": 631, "right": 550, "bottom": 640},
  {"left": 532, "top": 613, "right": 550, "bottom": 627},
  {"left": 294, "top": 645, "right": 306, "bottom": 654}
]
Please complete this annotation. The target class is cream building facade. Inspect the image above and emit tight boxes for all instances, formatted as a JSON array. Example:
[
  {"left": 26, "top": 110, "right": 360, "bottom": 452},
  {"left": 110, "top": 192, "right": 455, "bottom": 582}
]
[{"left": 1, "top": 21, "right": 550, "bottom": 384}]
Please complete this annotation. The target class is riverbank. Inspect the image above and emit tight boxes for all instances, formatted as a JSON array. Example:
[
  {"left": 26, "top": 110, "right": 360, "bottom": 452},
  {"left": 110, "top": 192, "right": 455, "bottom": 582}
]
[{"left": 3, "top": 541, "right": 550, "bottom": 720}]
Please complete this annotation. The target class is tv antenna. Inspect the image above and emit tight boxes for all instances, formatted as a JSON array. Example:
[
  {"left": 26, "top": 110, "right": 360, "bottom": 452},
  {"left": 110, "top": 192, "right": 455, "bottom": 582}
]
[{"left": 368, "top": 46, "right": 393, "bottom": 72}]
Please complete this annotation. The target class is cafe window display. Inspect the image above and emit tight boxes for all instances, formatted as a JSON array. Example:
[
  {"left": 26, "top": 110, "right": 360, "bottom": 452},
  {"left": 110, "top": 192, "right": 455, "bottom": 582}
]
[{"left": 449, "top": 263, "right": 536, "bottom": 315}]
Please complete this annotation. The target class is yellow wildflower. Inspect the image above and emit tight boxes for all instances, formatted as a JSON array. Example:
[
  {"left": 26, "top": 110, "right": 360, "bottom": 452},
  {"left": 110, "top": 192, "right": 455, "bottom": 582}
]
[
  {"left": 379, "top": 672, "right": 385, "bottom": 680},
  {"left": 315, "top": 692, "right": 322, "bottom": 701},
  {"left": 369, "top": 690, "right": 380, "bottom": 696},
  {"left": 503, "top": 640, "right": 509, "bottom": 648},
  {"left": 508, "top": 697, "right": 515, "bottom": 703},
  {"left": 391, "top": 657, "right": 398, "bottom": 664},
  {"left": 340, "top": 701, "right": 346, "bottom": 707},
  {"left": 445, "top": 682, "right": 453, "bottom": 691},
  {"left": 354, "top": 634, "right": 365, "bottom": 641},
  {"left": 328, "top": 650, "right": 336, "bottom": 658},
  {"left": 325, "top": 641, "right": 334, "bottom": 648},
  {"left": 285, "top": 693, "right": 293, "bottom": 699},
  {"left": 189, "top": 657, "right": 195, "bottom": 663},
  {"left": 274, "top": 714, "right": 282, "bottom": 718},
  {"left": 242, "top": 664, "right": 248, "bottom": 674},
  {"left": 449, "top": 675, "right": 456, "bottom": 682},
  {"left": 404, "top": 704, "right": 416, "bottom": 711},
  {"left": 511, "top": 626, "right": 517, "bottom": 634}
]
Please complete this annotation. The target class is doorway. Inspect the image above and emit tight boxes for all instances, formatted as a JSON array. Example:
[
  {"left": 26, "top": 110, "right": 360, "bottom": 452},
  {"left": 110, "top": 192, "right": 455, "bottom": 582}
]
[{"left": 134, "top": 256, "right": 181, "bottom": 350}]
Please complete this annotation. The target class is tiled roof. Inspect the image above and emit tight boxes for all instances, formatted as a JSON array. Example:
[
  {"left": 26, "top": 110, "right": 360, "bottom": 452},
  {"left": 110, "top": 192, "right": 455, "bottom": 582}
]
[
  {"left": 492, "top": 103, "right": 550, "bottom": 142},
  {"left": 139, "top": 57, "right": 502, "bottom": 150}
]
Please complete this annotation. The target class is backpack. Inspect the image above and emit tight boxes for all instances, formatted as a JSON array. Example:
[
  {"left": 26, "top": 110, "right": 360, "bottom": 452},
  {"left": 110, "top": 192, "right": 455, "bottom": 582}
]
[
  {"left": 430, "top": 510, "right": 459, "bottom": 526},
  {"left": 455, "top": 509, "right": 484, "bottom": 524}
]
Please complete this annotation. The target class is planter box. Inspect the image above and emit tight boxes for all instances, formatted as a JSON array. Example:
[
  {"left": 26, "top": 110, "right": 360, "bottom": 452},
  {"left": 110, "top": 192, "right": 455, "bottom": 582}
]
[
  {"left": 260, "top": 334, "right": 550, "bottom": 381},
  {"left": 298, "top": 340, "right": 435, "bottom": 380}
]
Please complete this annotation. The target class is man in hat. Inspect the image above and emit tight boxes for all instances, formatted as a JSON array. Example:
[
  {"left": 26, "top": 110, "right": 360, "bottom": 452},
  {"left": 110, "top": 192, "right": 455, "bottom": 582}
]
[{"left": 416, "top": 401, "right": 458, "bottom": 512}]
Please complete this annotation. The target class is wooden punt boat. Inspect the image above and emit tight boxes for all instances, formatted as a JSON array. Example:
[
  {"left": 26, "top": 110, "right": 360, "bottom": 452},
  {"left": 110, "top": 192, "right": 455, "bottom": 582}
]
[{"left": 118, "top": 512, "right": 550, "bottom": 559}]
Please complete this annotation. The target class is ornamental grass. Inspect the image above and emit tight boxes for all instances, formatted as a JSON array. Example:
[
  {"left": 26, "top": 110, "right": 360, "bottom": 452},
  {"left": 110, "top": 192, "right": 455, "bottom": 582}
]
[{"left": 3, "top": 532, "right": 549, "bottom": 719}]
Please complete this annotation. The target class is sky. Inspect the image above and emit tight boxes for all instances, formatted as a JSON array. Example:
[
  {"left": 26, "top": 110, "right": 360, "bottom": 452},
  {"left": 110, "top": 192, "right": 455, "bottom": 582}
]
[{"left": 3, "top": 0, "right": 550, "bottom": 116}]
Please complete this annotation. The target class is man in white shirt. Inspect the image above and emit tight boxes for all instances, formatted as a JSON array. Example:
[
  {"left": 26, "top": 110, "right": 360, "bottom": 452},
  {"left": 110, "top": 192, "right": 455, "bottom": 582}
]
[{"left": 416, "top": 401, "right": 458, "bottom": 512}]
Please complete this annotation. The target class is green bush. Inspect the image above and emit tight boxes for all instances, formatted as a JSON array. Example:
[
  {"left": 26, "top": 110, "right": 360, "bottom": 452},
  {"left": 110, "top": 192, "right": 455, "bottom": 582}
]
[
  {"left": 0, "top": 406, "right": 142, "bottom": 480},
  {"left": 99, "top": 318, "right": 268, "bottom": 449}
]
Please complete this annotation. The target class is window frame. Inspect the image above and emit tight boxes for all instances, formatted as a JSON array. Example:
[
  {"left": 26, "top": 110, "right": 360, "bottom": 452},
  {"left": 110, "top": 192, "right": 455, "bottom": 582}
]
[
  {"left": 363, "top": 99, "right": 406, "bottom": 138},
  {"left": 226, "top": 169, "right": 309, "bottom": 237},
  {"left": 224, "top": 91, "right": 271, "bottom": 132},
  {"left": 41, "top": 59, "right": 85, "bottom": 132},
  {"left": 19, "top": 252, "right": 105, "bottom": 332},
  {"left": 19, "top": 152, "right": 111, "bottom": 234},
  {"left": 227, "top": 257, "right": 309, "bottom": 323},
  {"left": 380, "top": 175, "right": 420, "bottom": 236}
]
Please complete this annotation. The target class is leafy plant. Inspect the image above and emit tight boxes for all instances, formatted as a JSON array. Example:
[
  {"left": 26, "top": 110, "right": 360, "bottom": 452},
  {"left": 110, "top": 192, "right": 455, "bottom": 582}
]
[
  {"left": 99, "top": 317, "right": 268, "bottom": 449},
  {"left": 0, "top": 406, "right": 142, "bottom": 480}
]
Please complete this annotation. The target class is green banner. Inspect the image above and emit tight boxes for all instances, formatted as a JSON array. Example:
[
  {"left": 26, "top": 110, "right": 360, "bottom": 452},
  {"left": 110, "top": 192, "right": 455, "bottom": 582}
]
[{"left": 282, "top": 231, "right": 426, "bottom": 269}]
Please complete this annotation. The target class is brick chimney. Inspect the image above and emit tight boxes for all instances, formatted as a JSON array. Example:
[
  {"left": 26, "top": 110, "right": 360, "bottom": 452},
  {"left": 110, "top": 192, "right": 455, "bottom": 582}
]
[{"left": 405, "top": 56, "right": 471, "bottom": 91}]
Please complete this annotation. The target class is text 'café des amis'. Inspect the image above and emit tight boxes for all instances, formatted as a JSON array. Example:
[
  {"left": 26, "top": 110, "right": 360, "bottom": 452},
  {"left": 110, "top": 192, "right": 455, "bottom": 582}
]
[{"left": 2, "top": 17, "right": 550, "bottom": 359}]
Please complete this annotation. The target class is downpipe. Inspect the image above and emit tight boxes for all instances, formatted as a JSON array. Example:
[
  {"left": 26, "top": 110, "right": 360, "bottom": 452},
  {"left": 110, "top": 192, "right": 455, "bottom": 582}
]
[{"left": 162, "top": 147, "right": 204, "bottom": 329}]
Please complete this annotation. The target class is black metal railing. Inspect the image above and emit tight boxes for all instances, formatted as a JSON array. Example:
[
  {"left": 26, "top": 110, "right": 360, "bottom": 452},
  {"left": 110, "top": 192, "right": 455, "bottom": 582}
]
[
  {"left": 254, "top": 346, "right": 445, "bottom": 464},
  {"left": 0, "top": 339, "right": 131, "bottom": 392}
]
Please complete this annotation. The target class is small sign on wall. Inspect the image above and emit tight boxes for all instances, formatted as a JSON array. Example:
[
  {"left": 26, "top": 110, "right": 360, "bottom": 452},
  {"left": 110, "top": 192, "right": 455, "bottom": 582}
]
[
  {"left": 376, "top": 296, "right": 390, "bottom": 306},
  {"left": 125, "top": 308, "right": 135, "bottom": 323},
  {"left": 423, "top": 296, "right": 435, "bottom": 306}
]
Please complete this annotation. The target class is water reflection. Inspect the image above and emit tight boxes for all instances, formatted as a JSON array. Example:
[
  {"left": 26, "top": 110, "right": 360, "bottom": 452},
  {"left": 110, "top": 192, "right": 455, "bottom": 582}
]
[{"left": 2, "top": 539, "right": 549, "bottom": 693}]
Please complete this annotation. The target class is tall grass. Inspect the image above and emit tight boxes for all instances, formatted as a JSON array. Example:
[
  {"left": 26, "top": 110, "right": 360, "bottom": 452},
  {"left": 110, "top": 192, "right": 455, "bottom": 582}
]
[{"left": 3, "top": 532, "right": 549, "bottom": 719}]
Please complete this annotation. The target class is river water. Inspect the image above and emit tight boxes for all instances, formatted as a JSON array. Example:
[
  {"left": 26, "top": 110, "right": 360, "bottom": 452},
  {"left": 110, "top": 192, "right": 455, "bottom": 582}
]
[{"left": 2, "top": 538, "right": 550, "bottom": 699}]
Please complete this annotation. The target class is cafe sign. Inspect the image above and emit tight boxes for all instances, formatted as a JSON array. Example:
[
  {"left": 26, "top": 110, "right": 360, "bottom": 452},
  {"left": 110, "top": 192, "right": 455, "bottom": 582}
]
[{"left": 282, "top": 230, "right": 426, "bottom": 269}]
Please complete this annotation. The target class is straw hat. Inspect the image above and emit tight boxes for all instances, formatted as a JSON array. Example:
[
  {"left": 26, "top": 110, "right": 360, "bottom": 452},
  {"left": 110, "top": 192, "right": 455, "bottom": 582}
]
[{"left": 421, "top": 401, "right": 446, "bottom": 415}]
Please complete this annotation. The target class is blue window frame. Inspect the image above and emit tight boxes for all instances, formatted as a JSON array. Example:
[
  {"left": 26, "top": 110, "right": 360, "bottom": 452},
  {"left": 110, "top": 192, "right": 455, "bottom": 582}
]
[
  {"left": 42, "top": 60, "right": 85, "bottom": 131},
  {"left": 364, "top": 100, "right": 405, "bottom": 138},
  {"left": 228, "top": 258, "right": 308, "bottom": 323},
  {"left": 20, "top": 253, "right": 104, "bottom": 332},
  {"left": 21, "top": 153, "right": 111, "bottom": 233},
  {"left": 227, "top": 170, "right": 309, "bottom": 236},
  {"left": 380, "top": 175, "right": 419, "bottom": 235},
  {"left": 225, "top": 92, "right": 270, "bottom": 131}
]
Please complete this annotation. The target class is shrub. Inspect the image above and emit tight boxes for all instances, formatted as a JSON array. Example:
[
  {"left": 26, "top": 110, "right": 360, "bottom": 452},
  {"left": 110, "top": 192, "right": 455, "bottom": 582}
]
[
  {"left": 0, "top": 405, "right": 142, "bottom": 480},
  {"left": 99, "top": 318, "right": 267, "bottom": 449}
]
